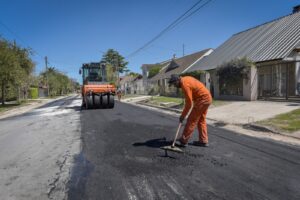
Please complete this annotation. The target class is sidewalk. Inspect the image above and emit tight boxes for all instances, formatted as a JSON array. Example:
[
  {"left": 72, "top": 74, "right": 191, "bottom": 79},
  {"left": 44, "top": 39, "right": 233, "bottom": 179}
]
[
  {"left": 121, "top": 96, "right": 300, "bottom": 142},
  {"left": 207, "top": 101, "right": 300, "bottom": 139},
  {"left": 207, "top": 101, "right": 300, "bottom": 124}
]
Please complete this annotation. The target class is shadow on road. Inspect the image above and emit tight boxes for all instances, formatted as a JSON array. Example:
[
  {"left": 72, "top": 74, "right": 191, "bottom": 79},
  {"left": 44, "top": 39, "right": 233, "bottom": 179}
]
[
  {"left": 133, "top": 138, "right": 179, "bottom": 159},
  {"left": 287, "top": 103, "right": 300, "bottom": 106},
  {"left": 132, "top": 137, "right": 172, "bottom": 148}
]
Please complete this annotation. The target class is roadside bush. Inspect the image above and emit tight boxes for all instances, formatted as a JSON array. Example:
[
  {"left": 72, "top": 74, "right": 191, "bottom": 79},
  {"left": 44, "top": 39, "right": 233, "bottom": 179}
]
[
  {"left": 29, "top": 87, "right": 38, "bottom": 99},
  {"left": 148, "top": 65, "right": 162, "bottom": 79},
  {"left": 216, "top": 57, "right": 253, "bottom": 85},
  {"left": 216, "top": 57, "right": 253, "bottom": 96},
  {"left": 181, "top": 70, "right": 205, "bottom": 80}
]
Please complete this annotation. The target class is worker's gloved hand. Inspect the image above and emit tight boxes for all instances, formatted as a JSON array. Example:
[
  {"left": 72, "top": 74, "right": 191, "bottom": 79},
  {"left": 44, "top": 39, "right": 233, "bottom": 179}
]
[{"left": 179, "top": 115, "right": 185, "bottom": 123}]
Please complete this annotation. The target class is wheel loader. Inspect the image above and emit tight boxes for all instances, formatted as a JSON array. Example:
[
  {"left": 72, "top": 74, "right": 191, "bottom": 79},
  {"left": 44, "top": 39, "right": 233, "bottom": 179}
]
[{"left": 80, "top": 62, "right": 115, "bottom": 109}]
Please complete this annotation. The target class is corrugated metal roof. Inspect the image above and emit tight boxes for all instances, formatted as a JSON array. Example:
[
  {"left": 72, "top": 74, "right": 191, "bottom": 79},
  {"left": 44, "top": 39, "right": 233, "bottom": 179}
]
[{"left": 188, "top": 11, "right": 300, "bottom": 72}]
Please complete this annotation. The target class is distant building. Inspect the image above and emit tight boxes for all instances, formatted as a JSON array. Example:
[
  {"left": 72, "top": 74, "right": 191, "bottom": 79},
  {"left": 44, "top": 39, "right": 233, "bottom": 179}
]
[
  {"left": 149, "top": 49, "right": 213, "bottom": 96},
  {"left": 141, "top": 59, "right": 171, "bottom": 94},
  {"left": 119, "top": 74, "right": 143, "bottom": 95}
]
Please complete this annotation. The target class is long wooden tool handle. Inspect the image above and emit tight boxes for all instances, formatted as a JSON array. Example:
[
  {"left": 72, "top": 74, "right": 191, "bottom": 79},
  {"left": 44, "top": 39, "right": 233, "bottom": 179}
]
[{"left": 172, "top": 123, "right": 182, "bottom": 147}]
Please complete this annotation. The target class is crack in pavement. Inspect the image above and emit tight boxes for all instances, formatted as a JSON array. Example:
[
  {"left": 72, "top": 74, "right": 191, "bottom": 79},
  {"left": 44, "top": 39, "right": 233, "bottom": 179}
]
[{"left": 47, "top": 155, "right": 68, "bottom": 199}]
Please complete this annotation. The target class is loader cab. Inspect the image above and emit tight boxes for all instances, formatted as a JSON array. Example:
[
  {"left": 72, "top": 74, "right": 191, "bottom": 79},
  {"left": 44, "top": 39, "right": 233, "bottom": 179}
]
[{"left": 81, "top": 62, "right": 107, "bottom": 84}]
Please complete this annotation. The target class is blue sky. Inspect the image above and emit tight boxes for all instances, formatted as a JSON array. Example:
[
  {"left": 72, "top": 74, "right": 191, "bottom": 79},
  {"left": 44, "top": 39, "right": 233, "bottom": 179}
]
[{"left": 0, "top": 0, "right": 299, "bottom": 82}]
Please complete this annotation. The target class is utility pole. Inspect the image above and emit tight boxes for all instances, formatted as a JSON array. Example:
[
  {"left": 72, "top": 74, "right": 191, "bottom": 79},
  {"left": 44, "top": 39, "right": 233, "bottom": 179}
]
[
  {"left": 45, "top": 56, "right": 49, "bottom": 97},
  {"left": 114, "top": 58, "right": 119, "bottom": 88},
  {"left": 183, "top": 44, "right": 185, "bottom": 57}
]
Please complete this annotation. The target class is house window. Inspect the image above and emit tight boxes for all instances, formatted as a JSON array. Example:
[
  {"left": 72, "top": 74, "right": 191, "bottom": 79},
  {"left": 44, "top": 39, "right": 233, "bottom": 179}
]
[
  {"left": 219, "top": 78, "right": 243, "bottom": 96},
  {"left": 257, "top": 62, "right": 300, "bottom": 98}
]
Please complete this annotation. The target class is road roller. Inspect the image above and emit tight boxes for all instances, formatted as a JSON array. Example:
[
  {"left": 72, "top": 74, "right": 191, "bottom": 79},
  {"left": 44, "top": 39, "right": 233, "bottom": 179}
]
[{"left": 80, "top": 62, "right": 115, "bottom": 109}]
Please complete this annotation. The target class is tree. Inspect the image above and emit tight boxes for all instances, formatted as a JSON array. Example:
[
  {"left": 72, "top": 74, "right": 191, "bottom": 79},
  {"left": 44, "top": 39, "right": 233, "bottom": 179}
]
[
  {"left": 13, "top": 46, "right": 35, "bottom": 100},
  {"left": 129, "top": 72, "right": 141, "bottom": 77},
  {"left": 0, "top": 38, "right": 35, "bottom": 104},
  {"left": 101, "top": 49, "right": 128, "bottom": 73},
  {"left": 40, "top": 67, "right": 79, "bottom": 96},
  {"left": 106, "top": 63, "right": 117, "bottom": 85},
  {"left": 0, "top": 39, "right": 19, "bottom": 105},
  {"left": 148, "top": 65, "right": 162, "bottom": 79}
]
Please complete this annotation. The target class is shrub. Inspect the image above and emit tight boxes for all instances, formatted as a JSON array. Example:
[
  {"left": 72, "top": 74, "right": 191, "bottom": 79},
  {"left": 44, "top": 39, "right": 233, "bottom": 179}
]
[
  {"left": 216, "top": 57, "right": 253, "bottom": 85},
  {"left": 216, "top": 57, "right": 254, "bottom": 96},
  {"left": 29, "top": 87, "right": 38, "bottom": 99},
  {"left": 148, "top": 65, "right": 162, "bottom": 79},
  {"left": 181, "top": 70, "right": 206, "bottom": 80}
]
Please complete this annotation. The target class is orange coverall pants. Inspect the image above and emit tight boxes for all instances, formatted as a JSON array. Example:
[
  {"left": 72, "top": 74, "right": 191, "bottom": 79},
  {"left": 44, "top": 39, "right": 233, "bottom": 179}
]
[{"left": 181, "top": 101, "right": 211, "bottom": 144}]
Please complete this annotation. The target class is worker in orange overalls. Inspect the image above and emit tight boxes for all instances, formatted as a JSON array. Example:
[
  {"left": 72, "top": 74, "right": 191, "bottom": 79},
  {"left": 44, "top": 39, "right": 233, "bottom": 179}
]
[
  {"left": 168, "top": 74, "right": 212, "bottom": 147},
  {"left": 116, "top": 87, "right": 122, "bottom": 101}
]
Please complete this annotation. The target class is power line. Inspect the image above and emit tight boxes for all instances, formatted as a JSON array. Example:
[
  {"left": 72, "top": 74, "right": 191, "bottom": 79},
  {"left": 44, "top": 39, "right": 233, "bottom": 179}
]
[
  {"left": 170, "top": 0, "right": 213, "bottom": 30},
  {"left": 0, "top": 20, "right": 45, "bottom": 60},
  {"left": 126, "top": 0, "right": 214, "bottom": 58},
  {"left": 126, "top": 0, "right": 204, "bottom": 58},
  {"left": 0, "top": 19, "right": 72, "bottom": 75}
]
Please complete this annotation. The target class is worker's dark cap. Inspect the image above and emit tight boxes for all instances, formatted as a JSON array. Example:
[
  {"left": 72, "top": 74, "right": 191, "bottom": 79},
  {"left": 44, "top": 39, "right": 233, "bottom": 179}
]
[{"left": 168, "top": 74, "right": 180, "bottom": 86}]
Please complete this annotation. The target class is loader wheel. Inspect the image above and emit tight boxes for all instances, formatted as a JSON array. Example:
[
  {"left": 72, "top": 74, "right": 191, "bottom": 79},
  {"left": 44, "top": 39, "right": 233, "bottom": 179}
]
[
  {"left": 101, "top": 95, "right": 108, "bottom": 108},
  {"left": 94, "top": 95, "right": 101, "bottom": 109},
  {"left": 86, "top": 95, "right": 93, "bottom": 109},
  {"left": 108, "top": 95, "right": 114, "bottom": 108}
]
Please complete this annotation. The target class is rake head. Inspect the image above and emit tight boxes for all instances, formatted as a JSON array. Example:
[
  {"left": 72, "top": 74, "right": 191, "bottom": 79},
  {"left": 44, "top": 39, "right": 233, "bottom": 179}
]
[{"left": 160, "top": 145, "right": 183, "bottom": 153}]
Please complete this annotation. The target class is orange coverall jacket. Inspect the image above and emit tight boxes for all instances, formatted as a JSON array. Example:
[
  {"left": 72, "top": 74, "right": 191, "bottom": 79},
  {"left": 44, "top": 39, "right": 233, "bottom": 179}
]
[{"left": 180, "top": 76, "right": 212, "bottom": 119}]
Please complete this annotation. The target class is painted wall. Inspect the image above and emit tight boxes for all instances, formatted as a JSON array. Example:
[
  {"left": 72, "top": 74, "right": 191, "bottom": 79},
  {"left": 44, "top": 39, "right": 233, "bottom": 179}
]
[
  {"left": 296, "top": 61, "right": 300, "bottom": 95},
  {"left": 243, "top": 65, "right": 258, "bottom": 100},
  {"left": 293, "top": 52, "right": 300, "bottom": 95}
]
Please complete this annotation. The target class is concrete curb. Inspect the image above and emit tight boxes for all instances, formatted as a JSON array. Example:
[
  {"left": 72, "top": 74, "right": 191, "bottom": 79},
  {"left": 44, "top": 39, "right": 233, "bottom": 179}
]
[
  {"left": 245, "top": 123, "right": 300, "bottom": 140},
  {"left": 122, "top": 96, "right": 152, "bottom": 103},
  {"left": 125, "top": 100, "right": 300, "bottom": 141},
  {"left": 136, "top": 102, "right": 182, "bottom": 114}
]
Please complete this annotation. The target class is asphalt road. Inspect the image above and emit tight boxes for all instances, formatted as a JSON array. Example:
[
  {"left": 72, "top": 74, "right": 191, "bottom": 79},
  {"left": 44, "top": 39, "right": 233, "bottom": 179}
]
[
  {"left": 68, "top": 101, "right": 300, "bottom": 200},
  {"left": 0, "top": 95, "right": 81, "bottom": 200}
]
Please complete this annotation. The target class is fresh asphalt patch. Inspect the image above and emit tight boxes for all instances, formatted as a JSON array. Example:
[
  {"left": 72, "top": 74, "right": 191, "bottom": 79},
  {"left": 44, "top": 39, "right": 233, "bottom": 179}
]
[{"left": 68, "top": 101, "right": 300, "bottom": 200}]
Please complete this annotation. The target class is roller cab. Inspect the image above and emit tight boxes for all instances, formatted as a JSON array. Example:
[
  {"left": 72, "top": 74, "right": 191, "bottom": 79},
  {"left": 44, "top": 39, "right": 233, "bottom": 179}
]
[{"left": 80, "top": 62, "right": 115, "bottom": 109}]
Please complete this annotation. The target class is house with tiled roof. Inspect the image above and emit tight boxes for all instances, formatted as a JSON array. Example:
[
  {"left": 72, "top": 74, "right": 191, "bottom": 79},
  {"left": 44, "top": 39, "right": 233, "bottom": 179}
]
[
  {"left": 188, "top": 5, "right": 300, "bottom": 101},
  {"left": 149, "top": 49, "right": 213, "bottom": 96}
]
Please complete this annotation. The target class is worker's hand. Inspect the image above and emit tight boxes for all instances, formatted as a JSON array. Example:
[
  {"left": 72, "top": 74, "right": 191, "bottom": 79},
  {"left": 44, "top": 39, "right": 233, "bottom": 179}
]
[{"left": 179, "top": 115, "right": 185, "bottom": 123}]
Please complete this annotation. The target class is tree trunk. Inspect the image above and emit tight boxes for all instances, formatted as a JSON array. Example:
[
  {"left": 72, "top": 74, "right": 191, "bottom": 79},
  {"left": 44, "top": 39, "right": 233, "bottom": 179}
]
[
  {"left": 17, "top": 86, "right": 20, "bottom": 103},
  {"left": 1, "top": 81, "right": 5, "bottom": 105},
  {"left": 25, "top": 86, "right": 27, "bottom": 100}
]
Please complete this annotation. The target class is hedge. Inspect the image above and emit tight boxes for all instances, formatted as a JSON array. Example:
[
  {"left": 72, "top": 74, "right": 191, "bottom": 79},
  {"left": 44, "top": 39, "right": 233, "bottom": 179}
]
[{"left": 29, "top": 87, "right": 38, "bottom": 99}]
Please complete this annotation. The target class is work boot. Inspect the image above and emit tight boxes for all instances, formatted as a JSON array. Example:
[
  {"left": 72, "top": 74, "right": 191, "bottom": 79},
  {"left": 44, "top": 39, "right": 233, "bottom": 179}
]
[
  {"left": 176, "top": 138, "right": 187, "bottom": 148},
  {"left": 192, "top": 141, "right": 209, "bottom": 147}
]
